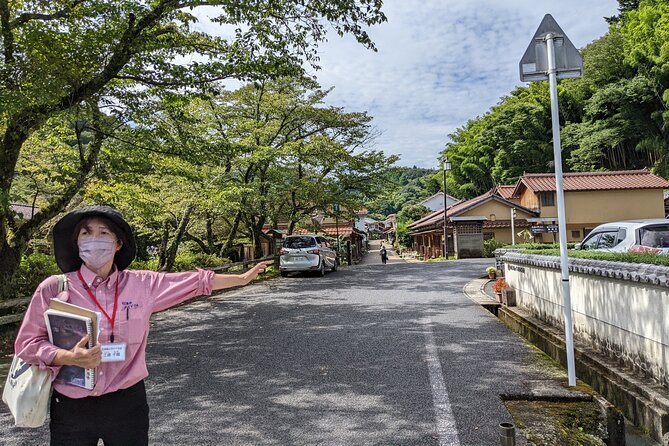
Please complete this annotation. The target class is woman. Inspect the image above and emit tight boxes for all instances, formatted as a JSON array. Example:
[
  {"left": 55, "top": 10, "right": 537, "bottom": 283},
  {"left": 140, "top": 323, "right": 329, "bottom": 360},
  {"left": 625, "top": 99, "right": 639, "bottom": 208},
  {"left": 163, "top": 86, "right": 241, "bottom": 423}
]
[{"left": 14, "top": 206, "right": 272, "bottom": 445}]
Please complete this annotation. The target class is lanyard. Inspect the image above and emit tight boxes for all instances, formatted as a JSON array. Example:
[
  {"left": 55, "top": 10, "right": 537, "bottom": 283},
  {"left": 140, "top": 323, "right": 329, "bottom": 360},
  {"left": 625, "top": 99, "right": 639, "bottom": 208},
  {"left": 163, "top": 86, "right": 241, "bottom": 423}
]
[{"left": 77, "top": 270, "right": 119, "bottom": 343}]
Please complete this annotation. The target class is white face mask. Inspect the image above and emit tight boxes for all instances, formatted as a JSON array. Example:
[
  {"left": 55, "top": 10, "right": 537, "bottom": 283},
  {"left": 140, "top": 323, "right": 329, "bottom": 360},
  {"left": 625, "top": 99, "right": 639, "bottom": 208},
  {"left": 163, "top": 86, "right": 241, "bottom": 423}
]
[{"left": 78, "top": 238, "right": 118, "bottom": 271}]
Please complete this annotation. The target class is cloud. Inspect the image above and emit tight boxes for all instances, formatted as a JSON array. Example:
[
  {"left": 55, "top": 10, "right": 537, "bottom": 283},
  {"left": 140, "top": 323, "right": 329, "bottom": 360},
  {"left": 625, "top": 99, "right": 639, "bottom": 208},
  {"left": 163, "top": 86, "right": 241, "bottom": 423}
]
[{"left": 311, "top": 0, "right": 620, "bottom": 168}]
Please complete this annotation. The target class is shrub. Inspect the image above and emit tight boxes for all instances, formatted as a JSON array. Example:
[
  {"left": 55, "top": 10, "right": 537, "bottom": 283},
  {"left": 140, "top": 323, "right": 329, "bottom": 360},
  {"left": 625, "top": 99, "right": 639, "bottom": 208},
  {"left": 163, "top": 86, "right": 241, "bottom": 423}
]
[
  {"left": 486, "top": 266, "right": 497, "bottom": 273},
  {"left": 483, "top": 239, "right": 506, "bottom": 257},
  {"left": 518, "top": 249, "right": 669, "bottom": 267},
  {"left": 130, "top": 253, "right": 232, "bottom": 272}
]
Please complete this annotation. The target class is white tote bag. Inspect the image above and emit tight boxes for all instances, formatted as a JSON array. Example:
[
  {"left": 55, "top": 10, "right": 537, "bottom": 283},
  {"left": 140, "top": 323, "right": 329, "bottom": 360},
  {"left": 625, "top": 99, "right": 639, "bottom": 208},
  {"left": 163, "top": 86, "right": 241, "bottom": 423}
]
[
  {"left": 2, "top": 274, "right": 68, "bottom": 428},
  {"left": 2, "top": 355, "right": 52, "bottom": 427}
]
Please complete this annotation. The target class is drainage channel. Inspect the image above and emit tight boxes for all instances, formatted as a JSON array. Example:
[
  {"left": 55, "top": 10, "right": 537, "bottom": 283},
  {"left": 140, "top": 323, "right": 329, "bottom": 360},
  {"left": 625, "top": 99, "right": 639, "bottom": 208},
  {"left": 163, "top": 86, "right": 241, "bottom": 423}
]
[{"left": 480, "top": 302, "right": 661, "bottom": 446}]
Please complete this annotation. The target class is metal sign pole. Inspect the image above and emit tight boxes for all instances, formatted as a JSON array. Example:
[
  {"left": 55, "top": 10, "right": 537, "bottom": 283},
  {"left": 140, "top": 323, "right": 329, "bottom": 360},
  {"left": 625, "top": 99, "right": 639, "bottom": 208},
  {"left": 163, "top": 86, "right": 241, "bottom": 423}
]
[
  {"left": 511, "top": 208, "right": 516, "bottom": 245},
  {"left": 546, "top": 33, "right": 576, "bottom": 387}
]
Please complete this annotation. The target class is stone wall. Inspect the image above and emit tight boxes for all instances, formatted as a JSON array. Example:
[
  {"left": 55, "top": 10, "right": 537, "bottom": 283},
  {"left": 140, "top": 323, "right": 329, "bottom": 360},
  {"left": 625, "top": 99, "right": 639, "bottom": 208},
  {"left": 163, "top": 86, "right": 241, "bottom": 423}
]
[{"left": 501, "top": 252, "right": 669, "bottom": 388}]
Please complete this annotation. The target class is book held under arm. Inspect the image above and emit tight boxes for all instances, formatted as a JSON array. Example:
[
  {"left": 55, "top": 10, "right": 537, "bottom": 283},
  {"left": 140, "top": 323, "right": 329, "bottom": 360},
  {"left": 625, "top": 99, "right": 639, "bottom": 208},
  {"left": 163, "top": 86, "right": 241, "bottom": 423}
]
[{"left": 44, "top": 301, "right": 100, "bottom": 390}]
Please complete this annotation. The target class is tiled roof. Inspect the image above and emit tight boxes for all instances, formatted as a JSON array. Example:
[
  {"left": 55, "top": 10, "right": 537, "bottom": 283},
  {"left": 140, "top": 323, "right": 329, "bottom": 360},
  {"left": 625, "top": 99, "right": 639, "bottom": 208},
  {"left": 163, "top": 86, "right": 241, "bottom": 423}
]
[
  {"left": 494, "top": 185, "right": 516, "bottom": 200},
  {"left": 11, "top": 203, "right": 39, "bottom": 219},
  {"left": 262, "top": 222, "right": 363, "bottom": 238},
  {"left": 513, "top": 169, "right": 669, "bottom": 196},
  {"left": 407, "top": 208, "right": 444, "bottom": 229},
  {"left": 408, "top": 190, "right": 538, "bottom": 231},
  {"left": 483, "top": 219, "right": 531, "bottom": 229}
]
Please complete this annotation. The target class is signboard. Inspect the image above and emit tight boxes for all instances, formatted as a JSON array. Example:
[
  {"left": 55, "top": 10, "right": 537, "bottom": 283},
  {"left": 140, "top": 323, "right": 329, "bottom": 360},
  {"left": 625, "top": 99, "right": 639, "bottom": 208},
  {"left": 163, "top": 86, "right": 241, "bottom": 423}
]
[
  {"left": 530, "top": 226, "right": 546, "bottom": 235},
  {"left": 531, "top": 224, "right": 559, "bottom": 234},
  {"left": 519, "top": 14, "right": 583, "bottom": 82}
]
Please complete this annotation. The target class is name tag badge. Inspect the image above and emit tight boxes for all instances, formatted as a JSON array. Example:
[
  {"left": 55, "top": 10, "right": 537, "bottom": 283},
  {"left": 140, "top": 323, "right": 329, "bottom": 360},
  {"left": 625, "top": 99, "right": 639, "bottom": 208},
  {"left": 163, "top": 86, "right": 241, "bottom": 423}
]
[{"left": 101, "top": 343, "right": 127, "bottom": 362}]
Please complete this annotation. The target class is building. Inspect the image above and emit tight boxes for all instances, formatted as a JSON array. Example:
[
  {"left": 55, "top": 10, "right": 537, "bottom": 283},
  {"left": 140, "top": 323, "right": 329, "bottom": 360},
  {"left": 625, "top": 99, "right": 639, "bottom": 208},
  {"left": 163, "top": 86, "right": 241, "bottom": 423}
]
[
  {"left": 408, "top": 169, "right": 669, "bottom": 258},
  {"left": 511, "top": 169, "right": 669, "bottom": 243},
  {"left": 408, "top": 189, "right": 537, "bottom": 259},
  {"left": 418, "top": 192, "right": 460, "bottom": 211},
  {"left": 11, "top": 203, "right": 39, "bottom": 220}
]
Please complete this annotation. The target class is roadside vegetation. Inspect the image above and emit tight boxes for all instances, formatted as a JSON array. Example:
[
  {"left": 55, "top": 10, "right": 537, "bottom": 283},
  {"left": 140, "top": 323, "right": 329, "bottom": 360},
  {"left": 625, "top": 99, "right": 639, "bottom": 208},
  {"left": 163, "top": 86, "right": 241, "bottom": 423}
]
[{"left": 0, "top": 1, "right": 393, "bottom": 299}]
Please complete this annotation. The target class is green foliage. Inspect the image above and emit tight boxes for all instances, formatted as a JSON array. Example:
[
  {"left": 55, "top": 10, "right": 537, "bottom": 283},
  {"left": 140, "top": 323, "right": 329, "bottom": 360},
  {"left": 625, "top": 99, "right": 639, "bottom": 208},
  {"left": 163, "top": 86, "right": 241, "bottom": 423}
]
[
  {"left": 0, "top": 0, "right": 388, "bottom": 284},
  {"left": 0, "top": 253, "right": 60, "bottom": 299},
  {"left": 397, "top": 204, "right": 432, "bottom": 223},
  {"left": 506, "top": 243, "right": 577, "bottom": 250},
  {"left": 483, "top": 239, "right": 506, "bottom": 258},
  {"left": 366, "top": 167, "right": 440, "bottom": 215},
  {"left": 130, "top": 253, "right": 230, "bottom": 272},
  {"left": 519, "top": 249, "right": 669, "bottom": 267},
  {"left": 394, "top": 220, "right": 413, "bottom": 249}
]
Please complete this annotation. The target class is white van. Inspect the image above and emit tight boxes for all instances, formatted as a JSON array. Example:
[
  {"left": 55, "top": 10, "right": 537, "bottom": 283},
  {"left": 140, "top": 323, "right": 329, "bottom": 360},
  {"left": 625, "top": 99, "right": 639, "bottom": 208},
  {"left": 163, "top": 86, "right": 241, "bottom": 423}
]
[{"left": 575, "top": 219, "right": 669, "bottom": 253}]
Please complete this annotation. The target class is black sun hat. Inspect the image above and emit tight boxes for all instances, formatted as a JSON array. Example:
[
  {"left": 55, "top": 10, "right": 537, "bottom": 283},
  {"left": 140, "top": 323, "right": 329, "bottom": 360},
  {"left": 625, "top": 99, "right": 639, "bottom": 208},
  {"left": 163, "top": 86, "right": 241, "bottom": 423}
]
[{"left": 53, "top": 206, "right": 137, "bottom": 273}]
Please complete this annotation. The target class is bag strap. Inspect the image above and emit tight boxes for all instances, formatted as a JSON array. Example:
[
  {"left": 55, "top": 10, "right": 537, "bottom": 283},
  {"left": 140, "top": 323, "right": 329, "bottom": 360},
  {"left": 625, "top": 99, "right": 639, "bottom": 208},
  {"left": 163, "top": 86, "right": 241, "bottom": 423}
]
[{"left": 56, "top": 274, "right": 68, "bottom": 293}]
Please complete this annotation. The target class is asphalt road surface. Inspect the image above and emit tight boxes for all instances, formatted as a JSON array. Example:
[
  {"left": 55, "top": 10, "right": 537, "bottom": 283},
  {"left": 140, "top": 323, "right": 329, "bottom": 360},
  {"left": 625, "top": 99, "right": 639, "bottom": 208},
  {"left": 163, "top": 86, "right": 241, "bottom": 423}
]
[{"left": 1, "top": 258, "right": 558, "bottom": 445}]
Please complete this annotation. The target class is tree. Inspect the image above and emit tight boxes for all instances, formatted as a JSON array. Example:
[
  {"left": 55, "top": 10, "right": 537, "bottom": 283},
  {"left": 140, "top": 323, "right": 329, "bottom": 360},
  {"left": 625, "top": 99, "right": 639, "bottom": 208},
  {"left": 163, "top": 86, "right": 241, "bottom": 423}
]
[
  {"left": 397, "top": 204, "right": 431, "bottom": 223},
  {"left": 0, "top": 0, "right": 387, "bottom": 282},
  {"left": 203, "top": 78, "right": 397, "bottom": 258}
]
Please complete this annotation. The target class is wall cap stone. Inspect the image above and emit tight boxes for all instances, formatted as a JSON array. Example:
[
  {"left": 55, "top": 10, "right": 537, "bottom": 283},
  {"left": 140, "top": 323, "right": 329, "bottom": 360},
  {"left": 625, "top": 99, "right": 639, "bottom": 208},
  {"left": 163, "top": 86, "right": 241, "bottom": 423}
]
[{"left": 500, "top": 251, "right": 669, "bottom": 288}]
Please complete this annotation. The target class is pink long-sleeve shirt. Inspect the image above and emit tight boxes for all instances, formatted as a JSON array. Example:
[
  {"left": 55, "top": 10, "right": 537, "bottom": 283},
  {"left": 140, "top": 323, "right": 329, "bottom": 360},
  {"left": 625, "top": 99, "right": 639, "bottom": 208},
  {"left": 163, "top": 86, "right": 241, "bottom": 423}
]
[{"left": 14, "top": 265, "right": 215, "bottom": 399}]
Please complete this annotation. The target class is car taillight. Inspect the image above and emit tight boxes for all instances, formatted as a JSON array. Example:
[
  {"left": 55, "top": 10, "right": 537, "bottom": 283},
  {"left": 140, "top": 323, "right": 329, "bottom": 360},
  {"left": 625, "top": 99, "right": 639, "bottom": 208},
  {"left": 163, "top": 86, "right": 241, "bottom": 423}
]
[
  {"left": 306, "top": 249, "right": 320, "bottom": 255},
  {"left": 280, "top": 248, "right": 290, "bottom": 255}
]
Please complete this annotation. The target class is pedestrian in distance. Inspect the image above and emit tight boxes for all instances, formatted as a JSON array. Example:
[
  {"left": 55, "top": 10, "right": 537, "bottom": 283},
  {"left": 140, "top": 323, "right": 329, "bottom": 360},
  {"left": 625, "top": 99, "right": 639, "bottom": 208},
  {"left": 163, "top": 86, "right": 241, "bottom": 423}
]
[
  {"left": 13, "top": 205, "right": 272, "bottom": 446},
  {"left": 380, "top": 245, "right": 388, "bottom": 264}
]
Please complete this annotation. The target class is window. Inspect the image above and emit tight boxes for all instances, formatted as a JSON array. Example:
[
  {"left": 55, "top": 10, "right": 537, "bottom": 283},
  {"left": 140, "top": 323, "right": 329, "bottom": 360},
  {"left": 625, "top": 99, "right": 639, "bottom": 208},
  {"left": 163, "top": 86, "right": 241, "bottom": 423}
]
[
  {"left": 598, "top": 232, "right": 618, "bottom": 249},
  {"left": 284, "top": 236, "right": 317, "bottom": 249},
  {"left": 639, "top": 226, "right": 669, "bottom": 248},
  {"left": 483, "top": 232, "right": 495, "bottom": 240},
  {"left": 540, "top": 192, "right": 555, "bottom": 207},
  {"left": 580, "top": 233, "right": 600, "bottom": 250},
  {"left": 571, "top": 230, "right": 581, "bottom": 239}
]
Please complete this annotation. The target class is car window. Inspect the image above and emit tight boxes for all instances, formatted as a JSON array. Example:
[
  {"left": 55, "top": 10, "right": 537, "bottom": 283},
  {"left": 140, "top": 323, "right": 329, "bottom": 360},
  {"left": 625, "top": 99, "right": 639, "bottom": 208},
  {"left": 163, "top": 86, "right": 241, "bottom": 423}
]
[
  {"left": 617, "top": 229, "right": 627, "bottom": 245},
  {"left": 316, "top": 237, "right": 329, "bottom": 248},
  {"left": 284, "top": 236, "right": 317, "bottom": 249},
  {"left": 580, "top": 233, "right": 601, "bottom": 250},
  {"left": 597, "top": 231, "right": 619, "bottom": 249},
  {"left": 639, "top": 225, "right": 669, "bottom": 248}
]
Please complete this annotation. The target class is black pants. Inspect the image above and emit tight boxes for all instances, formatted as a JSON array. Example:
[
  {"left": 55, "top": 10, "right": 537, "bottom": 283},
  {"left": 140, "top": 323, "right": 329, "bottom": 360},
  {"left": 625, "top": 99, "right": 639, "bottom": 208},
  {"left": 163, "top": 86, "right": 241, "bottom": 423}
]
[{"left": 50, "top": 380, "right": 149, "bottom": 446}]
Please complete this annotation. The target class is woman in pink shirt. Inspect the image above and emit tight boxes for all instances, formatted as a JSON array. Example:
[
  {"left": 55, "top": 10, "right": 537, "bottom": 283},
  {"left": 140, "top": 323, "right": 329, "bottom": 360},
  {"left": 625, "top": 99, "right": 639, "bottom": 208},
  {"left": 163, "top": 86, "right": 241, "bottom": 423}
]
[{"left": 14, "top": 206, "right": 272, "bottom": 446}]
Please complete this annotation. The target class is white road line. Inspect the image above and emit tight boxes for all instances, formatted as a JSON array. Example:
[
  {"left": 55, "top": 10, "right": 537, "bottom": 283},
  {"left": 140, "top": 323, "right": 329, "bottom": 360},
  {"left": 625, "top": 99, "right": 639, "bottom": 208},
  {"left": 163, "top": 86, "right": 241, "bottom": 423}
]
[{"left": 423, "top": 317, "right": 461, "bottom": 446}]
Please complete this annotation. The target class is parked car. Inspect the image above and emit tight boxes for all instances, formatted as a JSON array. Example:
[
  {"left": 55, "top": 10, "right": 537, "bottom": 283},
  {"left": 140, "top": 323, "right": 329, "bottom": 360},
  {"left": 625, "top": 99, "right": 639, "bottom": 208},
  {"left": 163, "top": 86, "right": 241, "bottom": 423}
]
[
  {"left": 279, "top": 235, "right": 338, "bottom": 277},
  {"left": 574, "top": 219, "right": 669, "bottom": 254}
]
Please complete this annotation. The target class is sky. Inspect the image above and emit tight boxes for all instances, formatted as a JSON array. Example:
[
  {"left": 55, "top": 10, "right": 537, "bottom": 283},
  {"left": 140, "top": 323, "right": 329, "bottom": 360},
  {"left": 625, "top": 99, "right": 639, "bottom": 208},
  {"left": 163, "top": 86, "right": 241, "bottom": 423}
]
[{"left": 305, "top": 0, "right": 621, "bottom": 168}]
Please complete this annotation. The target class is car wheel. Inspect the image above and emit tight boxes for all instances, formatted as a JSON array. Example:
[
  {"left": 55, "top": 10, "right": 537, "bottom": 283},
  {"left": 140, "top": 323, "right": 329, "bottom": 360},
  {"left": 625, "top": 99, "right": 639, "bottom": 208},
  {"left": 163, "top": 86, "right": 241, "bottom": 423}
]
[
  {"left": 331, "top": 258, "right": 338, "bottom": 272},
  {"left": 317, "top": 261, "right": 325, "bottom": 277},
  {"left": 280, "top": 271, "right": 288, "bottom": 277}
]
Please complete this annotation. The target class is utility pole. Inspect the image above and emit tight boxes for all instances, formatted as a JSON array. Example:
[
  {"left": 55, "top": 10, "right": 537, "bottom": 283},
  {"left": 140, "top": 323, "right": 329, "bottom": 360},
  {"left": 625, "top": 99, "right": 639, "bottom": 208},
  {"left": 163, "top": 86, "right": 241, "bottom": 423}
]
[
  {"left": 442, "top": 156, "right": 452, "bottom": 258},
  {"left": 520, "top": 14, "right": 583, "bottom": 387}
]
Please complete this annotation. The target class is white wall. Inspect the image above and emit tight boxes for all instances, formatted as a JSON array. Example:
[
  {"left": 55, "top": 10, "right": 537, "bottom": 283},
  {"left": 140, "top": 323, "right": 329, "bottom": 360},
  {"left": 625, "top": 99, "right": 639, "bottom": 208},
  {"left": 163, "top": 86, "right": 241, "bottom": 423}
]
[{"left": 503, "top": 254, "right": 669, "bottom": 387}]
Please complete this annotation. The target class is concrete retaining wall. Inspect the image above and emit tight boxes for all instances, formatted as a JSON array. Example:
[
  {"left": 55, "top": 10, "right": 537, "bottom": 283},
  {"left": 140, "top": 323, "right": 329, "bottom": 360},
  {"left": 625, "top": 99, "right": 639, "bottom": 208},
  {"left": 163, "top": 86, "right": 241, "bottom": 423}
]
[{"left": 501, "top": 252, "right": 669, "bottom": 389}]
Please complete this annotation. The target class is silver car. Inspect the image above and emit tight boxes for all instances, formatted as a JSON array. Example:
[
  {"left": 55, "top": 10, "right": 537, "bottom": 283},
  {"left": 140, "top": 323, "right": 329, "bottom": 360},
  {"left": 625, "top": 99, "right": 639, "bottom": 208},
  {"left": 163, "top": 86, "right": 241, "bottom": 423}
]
[
  {"left": 279, "top": 235, "right": 338, "bottom": 277},
  {"left": 575, "top": 219, "right": 669, "bottom": 254}
]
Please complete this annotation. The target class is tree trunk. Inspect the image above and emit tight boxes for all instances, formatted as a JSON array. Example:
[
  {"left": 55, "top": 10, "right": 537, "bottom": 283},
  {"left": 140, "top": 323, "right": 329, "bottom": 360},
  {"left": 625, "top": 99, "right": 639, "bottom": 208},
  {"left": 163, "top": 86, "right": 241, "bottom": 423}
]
[
  {"left": 0, "top": 106, "right": 104, "bottom": 289},
  {"left": 220, "top": 209, "right": 243, "bottom": 258},
  {"left": 159, "top": 204, "right": 194, "bottom": 272}
]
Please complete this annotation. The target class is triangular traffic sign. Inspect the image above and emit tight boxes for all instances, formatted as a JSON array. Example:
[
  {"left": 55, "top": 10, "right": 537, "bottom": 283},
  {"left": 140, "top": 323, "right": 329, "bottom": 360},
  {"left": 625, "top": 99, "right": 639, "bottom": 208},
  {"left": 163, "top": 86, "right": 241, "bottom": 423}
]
[{"left": 519, "top": 14, "right": 583, "bottom": 82}]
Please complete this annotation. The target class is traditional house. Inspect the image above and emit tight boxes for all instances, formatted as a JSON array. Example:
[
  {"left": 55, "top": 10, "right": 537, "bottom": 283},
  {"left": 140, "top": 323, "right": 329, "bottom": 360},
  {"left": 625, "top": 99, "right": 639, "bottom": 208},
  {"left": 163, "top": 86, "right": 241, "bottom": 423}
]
[
  {"left": 512, "top": 169, "right": 669, "bottom": 243},
  {"left": 408, "top": 168, "right": 669, "bottom": 257},
  {"left": 418, "top": 192, "right": 460, "bottom": 211},
  {"left": 408, "top": 190, "right": 538, "bottom": 259},
  {"left": 11, "top": 203, "right": 39, "bottom": 220}
]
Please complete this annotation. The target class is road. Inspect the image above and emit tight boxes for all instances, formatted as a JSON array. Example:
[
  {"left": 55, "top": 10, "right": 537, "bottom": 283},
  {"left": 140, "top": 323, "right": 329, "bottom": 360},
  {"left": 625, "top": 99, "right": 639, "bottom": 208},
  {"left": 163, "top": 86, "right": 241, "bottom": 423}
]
[{"left": 1, "top": 257, "right": 558, "bottom": 445}]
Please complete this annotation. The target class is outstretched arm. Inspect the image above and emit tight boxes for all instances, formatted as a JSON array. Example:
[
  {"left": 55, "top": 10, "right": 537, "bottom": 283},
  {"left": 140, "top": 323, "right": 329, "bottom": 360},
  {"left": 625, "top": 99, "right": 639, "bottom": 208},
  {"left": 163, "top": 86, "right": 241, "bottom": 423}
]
[{"left": 212, "top": 261, "right": 273, "bottom": 291}]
